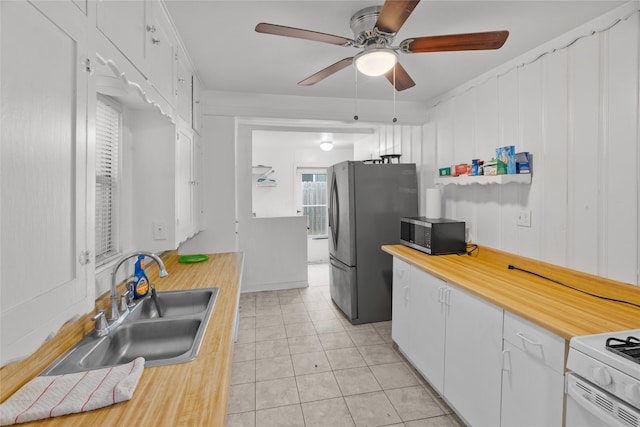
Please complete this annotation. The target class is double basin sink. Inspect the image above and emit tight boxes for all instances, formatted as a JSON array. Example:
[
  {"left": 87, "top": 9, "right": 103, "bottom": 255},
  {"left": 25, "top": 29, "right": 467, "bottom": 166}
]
[{"left": 41, "top": 288, "right": 219, "bottom": 376}]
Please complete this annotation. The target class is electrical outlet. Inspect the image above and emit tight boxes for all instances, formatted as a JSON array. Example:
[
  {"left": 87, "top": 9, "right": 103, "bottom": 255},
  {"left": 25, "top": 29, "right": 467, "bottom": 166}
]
[
  {"left": 516, "top": 210, "right": 531, "bottom": 227},
  {"left": 153, "top": 221, "right": 167, "bottom": 240}
]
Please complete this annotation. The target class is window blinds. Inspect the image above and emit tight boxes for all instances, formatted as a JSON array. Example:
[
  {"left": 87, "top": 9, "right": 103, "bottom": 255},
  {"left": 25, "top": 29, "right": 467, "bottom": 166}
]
[{"left": 95, "top": 98, "right": 120, "bottom": 265}]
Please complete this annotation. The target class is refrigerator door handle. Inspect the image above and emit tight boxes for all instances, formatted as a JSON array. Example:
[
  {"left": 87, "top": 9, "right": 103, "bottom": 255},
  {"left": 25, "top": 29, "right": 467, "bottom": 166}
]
[{"left": 329, "top": 175, "right": 339, "bottom": 247}]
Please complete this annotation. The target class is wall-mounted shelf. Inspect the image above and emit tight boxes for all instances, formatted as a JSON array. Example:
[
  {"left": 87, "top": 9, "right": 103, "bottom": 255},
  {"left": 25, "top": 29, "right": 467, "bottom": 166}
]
[
  {"left": 435, "top": 174, "right": 531, "bottom": 186},
  {"left": 252, "top": 165, "right": 277, "bottom": 187},
  {"left": 252, "top": 165, "right": 272, "bottom": 175}
]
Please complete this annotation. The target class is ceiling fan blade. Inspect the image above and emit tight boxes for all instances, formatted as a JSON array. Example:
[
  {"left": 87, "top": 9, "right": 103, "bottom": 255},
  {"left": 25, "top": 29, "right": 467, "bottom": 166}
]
[
  {"left": 402, "top": 30, "right": 509, "bottom": 53},
  {"left": 385, "top": 62, "right": 415, "bottom": 91},
  {"left": 375, "top": 0, "right": 421, "bottom": 34},
  {"left": 298, "top": 58, "right": 354, "bottom": 86},
  {"left": 255, "top": 23, "right": 353, "bottom": 46}
]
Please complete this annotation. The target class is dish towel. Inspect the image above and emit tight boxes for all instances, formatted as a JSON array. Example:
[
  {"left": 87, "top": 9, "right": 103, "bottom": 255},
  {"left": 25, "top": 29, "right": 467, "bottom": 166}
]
[{"left": 0, "top": 357, "right": 145, "bottom": 426}]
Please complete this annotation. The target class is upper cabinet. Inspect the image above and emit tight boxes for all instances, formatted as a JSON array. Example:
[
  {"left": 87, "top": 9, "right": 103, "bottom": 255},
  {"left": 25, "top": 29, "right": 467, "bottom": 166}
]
[
  {"left": 1, "top": 0, "right": 93, "bottom": 366},
  {"left": 96, "top": 0, "right": 149, "bottom": 76},
  {"left": 176, "top": 46, "right": 193, "bottom": 125},
  {"left": 96, "top": 0, "right": 201, "bottom": 133},
  {"left": 192, "top": 74, "right": 202, "bottom": 134},
  {"left": 148, "top": 0, "right": 177, "bottom": 105}
]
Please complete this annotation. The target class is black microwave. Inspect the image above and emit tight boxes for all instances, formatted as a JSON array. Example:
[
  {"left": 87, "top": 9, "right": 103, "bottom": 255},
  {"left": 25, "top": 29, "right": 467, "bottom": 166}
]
[{"left": 400, "top": 217, "right": 466, "bottom": 255}]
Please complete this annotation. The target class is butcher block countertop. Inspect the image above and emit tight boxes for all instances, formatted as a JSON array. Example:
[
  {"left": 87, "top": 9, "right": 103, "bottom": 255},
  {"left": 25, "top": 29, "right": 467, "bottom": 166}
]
[
  {"left": 382, "top": 245, "right": 640, "bottom": 340},
  {"left": 0, "top": 251, "right": 243, "bottom": 426}
]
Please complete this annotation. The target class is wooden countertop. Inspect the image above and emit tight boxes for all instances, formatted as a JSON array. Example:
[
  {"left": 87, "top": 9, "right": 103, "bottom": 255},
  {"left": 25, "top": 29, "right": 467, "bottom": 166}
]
[
  {"left": 1, "top": 251, "right": 244, "bottom": 426},
  {"left": 382, "top": 245, "right": 640, "bottom": 340}
]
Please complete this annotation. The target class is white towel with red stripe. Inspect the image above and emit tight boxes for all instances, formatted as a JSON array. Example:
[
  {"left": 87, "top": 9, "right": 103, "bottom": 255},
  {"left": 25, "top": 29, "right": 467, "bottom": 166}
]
[{"left": 0, "top": 357, "right": 145, "bottom": 425}]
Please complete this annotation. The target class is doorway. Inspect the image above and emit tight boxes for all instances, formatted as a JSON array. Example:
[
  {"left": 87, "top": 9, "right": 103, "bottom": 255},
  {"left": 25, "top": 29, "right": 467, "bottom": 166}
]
[{"left": 295, "top": 168, "right": 329, "bottom": 263}]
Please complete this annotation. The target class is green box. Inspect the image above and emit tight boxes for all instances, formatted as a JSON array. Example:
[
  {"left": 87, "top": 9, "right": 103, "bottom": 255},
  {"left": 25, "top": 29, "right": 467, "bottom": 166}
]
[{"left": 439, "top": 167, "right": 451, "bottom": 176}]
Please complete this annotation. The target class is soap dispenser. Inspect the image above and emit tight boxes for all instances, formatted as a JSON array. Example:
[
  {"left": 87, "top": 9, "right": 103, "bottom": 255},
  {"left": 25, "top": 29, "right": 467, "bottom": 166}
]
[{"left": 131, "top": 255, "right": 150, "bottom": 299}]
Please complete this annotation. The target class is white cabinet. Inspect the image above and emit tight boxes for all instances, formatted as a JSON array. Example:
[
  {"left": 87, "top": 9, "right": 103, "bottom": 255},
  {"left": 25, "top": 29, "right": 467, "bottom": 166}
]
[
  {"left": 192, "top": 74, "right": 203, "bottom": 134},
  {"left": 148, "top": 0, "right": 176, "bottom": 104},
  {"left": 409, "top": 267, "right": 446, "bottom": 393},
  {"left": 96, "top": 0, "right": 149, "bottom": 76},
  {"left": 501, "top": 312, "right": 566, "bottom": 427},
  {"left": 1, "top": 0, "right": 92, "bottom": 365},
  {"left": 96, "top": 0, "right": 176, "bottom": 105},
  {"left": 444, "top": 286, "right": 504, "bottom": 427},
  {"left": 392, "top": 258, "right": 411, "bottom": 350},
  {"left": 176, "top": 47, "right": 193, "bottom": 124},
  {"left": 392, "top": 261, "right": 503, "bottom": 425}
]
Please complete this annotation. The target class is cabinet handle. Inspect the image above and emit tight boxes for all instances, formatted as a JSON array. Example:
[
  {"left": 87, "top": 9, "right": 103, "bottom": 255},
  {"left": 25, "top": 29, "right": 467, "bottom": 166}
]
[
  {"left": 501, "top": 349, "right": 511, "bottom": 372},
  {"left": 437, "top": 286, "right": 444, "bottom": 303},
  {"left": 146, "top": 25, "right": 156, "bottom": 33},
  {"left": 516, "top": 332, "right": 542, "bottom": 346},
  {"left": 152, "top": 37, "right": 160, "bottom": 45},
  {"left": 403, "top": 286, "right": 409, "bottom": 304}
]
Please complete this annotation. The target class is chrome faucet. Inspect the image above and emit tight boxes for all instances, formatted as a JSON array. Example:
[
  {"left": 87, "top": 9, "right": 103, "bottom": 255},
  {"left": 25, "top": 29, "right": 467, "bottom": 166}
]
[{"left": 105, "top": 251, "right": 169, "bottom": 329}]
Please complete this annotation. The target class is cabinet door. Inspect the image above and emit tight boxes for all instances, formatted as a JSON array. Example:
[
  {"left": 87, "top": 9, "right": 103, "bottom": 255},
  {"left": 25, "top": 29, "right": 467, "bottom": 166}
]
[
  {"left": 177, "top": 49, "right": 193, "bottom": 124},
  {"left": 444, "top": 286, "right": 504, "bottom": 427},
  {"left": 149, "top": 0, "right": 175, "bottom": 104},
  {"left": 97, "top": 0, "right": 149, "bottom": 76},
  {"left": 192, "top": 74, "right": 202, "bottom": 134},
  {"left": 1, "top": 0, "right": 90, "bottom": 365},
  {"left": 409, "top": 268, "right": 446, "bottom": 393},
  {"left": 501, "top": 340, "right": 565, "bottom": 427},
  {"left": 176, "top": 126, "right": 194, "bottom": 242},
  {"left": 501, "top": 312, "right": 566, "bottom": 427},
  {"left": 391, "top": 258, "right": 411, "bottom": 351}
]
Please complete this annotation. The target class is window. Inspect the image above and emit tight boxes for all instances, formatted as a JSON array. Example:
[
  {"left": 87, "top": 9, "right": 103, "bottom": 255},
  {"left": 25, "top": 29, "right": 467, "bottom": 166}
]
[
  {"left": 301, "top": 172, "right": 327, "bottom": 236},
  {"left": 95, "top": 96, "right": 121, "bottom": 265}
]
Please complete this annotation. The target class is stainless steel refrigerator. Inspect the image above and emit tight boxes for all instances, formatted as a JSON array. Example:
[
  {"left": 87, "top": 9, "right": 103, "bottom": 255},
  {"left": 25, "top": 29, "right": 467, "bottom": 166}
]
[{"left": 327, "top": 161, "right": 418, "bottom": 324}]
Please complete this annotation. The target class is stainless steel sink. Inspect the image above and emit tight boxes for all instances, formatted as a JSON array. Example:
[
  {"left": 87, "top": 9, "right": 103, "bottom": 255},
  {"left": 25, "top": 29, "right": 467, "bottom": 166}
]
[
  {"left": 127, "top": 288, "right": 215, "bottom": 320},
  {"left": 41, "top": 288, "right": 218, "bottom": 376}
]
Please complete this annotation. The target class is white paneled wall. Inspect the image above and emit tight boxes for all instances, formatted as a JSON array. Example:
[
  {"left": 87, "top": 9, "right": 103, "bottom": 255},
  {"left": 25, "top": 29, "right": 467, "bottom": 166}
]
[{"left": 423, "top": 4, "right": 639, "bottom": 285}]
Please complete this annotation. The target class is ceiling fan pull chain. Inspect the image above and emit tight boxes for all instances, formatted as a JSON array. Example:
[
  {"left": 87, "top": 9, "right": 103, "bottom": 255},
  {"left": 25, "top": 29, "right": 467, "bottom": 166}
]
[
  {"left": 354, "top": 66, "right": 359, "bottom": 121},
  {"left": 392, "top": 66, "right": 397, "bottom": 123}
]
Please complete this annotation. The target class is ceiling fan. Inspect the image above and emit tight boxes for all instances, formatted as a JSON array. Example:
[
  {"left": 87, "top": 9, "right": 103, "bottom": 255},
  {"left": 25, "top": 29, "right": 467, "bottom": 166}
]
[{"left": 255, "top": 0, "right": 509, "bottom": 91}]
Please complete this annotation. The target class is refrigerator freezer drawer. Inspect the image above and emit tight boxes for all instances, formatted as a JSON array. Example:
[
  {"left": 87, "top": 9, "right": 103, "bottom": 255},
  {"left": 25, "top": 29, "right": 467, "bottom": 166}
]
[{"left": 329, "top": 256, "right": 357, "bottom": 321}]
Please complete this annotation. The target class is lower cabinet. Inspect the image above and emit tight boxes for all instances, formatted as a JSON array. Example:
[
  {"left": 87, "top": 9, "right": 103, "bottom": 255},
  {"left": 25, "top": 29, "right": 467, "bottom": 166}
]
[
  {"left": 391, "top": 257, "right": 566, "bottom": 427},
  {"left": 501, "top": 313, "right": 565, "bottom": 427},
  {"left": 444, "top": 285, "right": 503, "bottom": 427}
]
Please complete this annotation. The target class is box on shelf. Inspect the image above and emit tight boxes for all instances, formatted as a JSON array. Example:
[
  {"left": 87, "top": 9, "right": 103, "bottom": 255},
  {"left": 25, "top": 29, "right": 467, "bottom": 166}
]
[
  {"left": 439, "top": 167, "right": 451, "bottom": 177},
  {"left": 454, "top": 164, "right": 468, "bottom": 176},
  {"left": 516, "top": 152, "right": 531, "bottom": 174},
  {"left": 496, "top": 146, "right": 517, "bottom": 174},
  {"left": 484, "top": 159, "right": 507, "bottom": 176}
]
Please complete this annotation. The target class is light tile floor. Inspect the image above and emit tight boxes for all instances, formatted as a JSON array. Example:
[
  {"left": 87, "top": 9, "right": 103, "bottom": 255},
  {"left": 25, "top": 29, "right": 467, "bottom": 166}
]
[{"left": 227, "top": 263, "right": 465, "bottom": 427}]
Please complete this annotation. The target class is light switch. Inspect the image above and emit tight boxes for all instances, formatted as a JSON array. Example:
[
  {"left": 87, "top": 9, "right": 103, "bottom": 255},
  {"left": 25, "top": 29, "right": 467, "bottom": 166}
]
[
  {"left": 516, "top": 210, "right": 531, "bottom": 227},
  {"left": 153, "top": 221, "right": 167, "bottom": 240}
]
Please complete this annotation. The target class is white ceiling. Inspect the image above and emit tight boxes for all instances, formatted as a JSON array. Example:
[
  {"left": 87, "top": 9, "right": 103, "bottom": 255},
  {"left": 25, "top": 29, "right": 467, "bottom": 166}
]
[{"left": 164, "top": 0, "right": 626, "bottom": 104}]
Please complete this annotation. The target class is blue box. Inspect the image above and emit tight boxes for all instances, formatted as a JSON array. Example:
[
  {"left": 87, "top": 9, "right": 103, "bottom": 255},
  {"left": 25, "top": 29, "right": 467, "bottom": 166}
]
[{"left": 496, "top": 146, "right": 517, "bottom": 174}]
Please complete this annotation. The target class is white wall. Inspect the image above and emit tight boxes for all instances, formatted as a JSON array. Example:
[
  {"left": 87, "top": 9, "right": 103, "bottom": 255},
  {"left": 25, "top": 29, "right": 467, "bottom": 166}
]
[
  {"left": 423, "top": 3, "right": 640, "bottom": 286},
  {"left": 252, "top": 138, "right": 353, "bottom": 218}
]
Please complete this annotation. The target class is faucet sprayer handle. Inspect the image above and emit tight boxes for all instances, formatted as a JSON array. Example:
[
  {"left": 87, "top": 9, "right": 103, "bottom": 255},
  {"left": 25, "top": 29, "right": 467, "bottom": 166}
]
[
  {"left": 120, "top": 290, "right": 133, "bottom": 311},
  {"left": 92, "top": 311, "right": 108, "bottom": 333}
]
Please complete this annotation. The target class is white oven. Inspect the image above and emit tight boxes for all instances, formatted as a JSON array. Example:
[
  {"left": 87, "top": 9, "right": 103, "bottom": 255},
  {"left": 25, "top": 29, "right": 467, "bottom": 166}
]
[{"left": 566, "top": 330, "right": 640, "bottom": 427}]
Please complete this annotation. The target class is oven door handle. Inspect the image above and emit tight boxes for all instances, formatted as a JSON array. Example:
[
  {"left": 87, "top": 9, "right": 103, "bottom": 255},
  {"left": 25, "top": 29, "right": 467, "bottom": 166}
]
[{"left": 566, "top": 374, "right": 630, "bottom": 427}]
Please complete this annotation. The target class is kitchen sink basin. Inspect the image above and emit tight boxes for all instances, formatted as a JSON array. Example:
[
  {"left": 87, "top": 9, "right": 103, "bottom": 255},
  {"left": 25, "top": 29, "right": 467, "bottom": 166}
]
[
  {"left": 127, "top": 288, "right": 215, "bottom": 320},
  {"left": 79, "top": 319, "right": 202, "bottom": 367},
  {"left": 41, "top": 288, "right": 218, "bottom": 376}
]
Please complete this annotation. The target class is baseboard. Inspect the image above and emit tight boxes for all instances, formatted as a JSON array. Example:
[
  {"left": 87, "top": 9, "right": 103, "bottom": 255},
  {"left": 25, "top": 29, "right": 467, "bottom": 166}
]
[{"left": 240, "top": 280, "right": 309, "bottom": 293}]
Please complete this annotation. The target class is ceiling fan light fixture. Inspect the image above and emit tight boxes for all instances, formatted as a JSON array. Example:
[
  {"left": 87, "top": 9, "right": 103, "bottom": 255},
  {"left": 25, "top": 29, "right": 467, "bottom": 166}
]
[
  {"left": 354, "top": 48, "right": 397, "bottom": 76},
  {"left": 320, "top": 141, "right": 334, "bottom": 151}
]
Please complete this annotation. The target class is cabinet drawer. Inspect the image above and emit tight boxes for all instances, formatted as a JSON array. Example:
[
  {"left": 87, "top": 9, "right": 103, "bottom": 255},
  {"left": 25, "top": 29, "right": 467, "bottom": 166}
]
[
  {"left": 503, "top": 312, "right": 566, "bottom": 374},
  {"left": 393, "top": 258, "right": 411, "bottom": 285}
]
